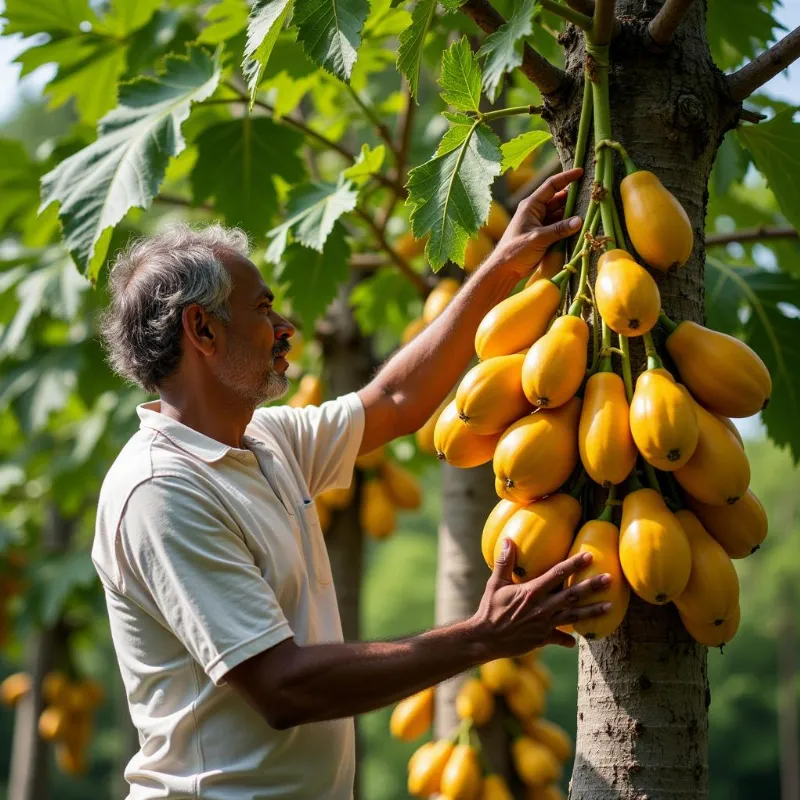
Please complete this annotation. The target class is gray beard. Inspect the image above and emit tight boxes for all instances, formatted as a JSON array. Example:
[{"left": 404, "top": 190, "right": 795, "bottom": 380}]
[{"left": 219, "top": 344, "right": 289, "bottom": 407}]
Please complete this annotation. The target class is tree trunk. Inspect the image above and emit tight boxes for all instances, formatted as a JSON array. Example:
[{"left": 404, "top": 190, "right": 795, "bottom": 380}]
[
  {"left": 542, "top": 3, "right": 740, "bottom": 797},
  {"left": 435, "top": 462, "right": 511, "bottom": 780},
  {"left": 319, "top": 285, "right": 375, "bottom": 800},
  {"left": 8, "top": 508, "right": 74, "bottom": 800}
]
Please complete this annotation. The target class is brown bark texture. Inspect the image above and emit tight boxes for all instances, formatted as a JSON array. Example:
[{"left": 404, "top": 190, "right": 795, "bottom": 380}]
[{"left": 541, "top": 1, "right": 738, "bottom": 797}]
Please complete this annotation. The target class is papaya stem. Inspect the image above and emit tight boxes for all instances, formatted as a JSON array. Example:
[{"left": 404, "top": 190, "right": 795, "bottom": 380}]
[
  {"left": 597, "top": 319, "right": 613, "bottom": 373},
  {"left": 600, "top": 152, "right": 617, "bottom": 250},
  {"left": 540, "top": 0, "right": 593, "bottom": 30},
  {"left": 565, "top": 74, "right": 594, "bottom": 220},
  {"left": 569, "top": 468, "right": 589, "bottom": 498},
  {"left": 568, "top": 251, "right": 590, "bottom": 315},
  {"left": 642, "top": 330, "right": 663, "bottom": 370},
  {"left": 658, "top": 312, "right": 679, "bottom": 334},
  {"left": 618, "top": 333, "right": 634, "bottom": 402},
  {"left": 664, "top": 472, "right": 685, "bottom": 511},
  {"left": 458, "top": 717, "right": 472, "bottom": 746},
  {"left": 595, "top": 138, "right": 638, "bottom": 175},
  {"left": 626, "top": 470, "right": 645, "bottom": 493},
  {"left": 610, "top": 190, "right": 626, "bottom": 250},
  {"left": 480, "top": 104, "right": 543, "bottom": 122},
  {"left": 570, "top": 200, "right": 599, "bottom": 262},
  {"left": 598, "top": 485, "right": 617, "bottom": 521},
  {"left": 551, "top": 267, "right": 571, "bottom": 288},
  {"left": 642, "top": 461, "right": 662, "bottom": 494},
  {"left": 587, "top": 279, "right": 601, "bottom": 375}
]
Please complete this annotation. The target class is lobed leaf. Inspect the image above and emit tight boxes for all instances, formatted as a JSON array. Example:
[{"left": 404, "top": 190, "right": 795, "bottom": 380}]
[
  {"left": 500, "top": 129, "right": 552, "bottom": 172},
  {"left": 343, "top": 144, "right": 386, "bottom": 186},
  {"left": 396, "top": 0, "right": 437, "bottom": 99},
  {"left": 439, "top": 36, "right": 483, "bottom": 113},
  {"left": 478, "top": 0, "right": 535, "bottom": 103},
  {"left": 243, "top": 0, "right": 295, "bottom": 106}
]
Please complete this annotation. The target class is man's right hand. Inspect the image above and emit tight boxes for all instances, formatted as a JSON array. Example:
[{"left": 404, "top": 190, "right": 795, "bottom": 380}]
[{"left": 470, "top": 538, "right": 612, "bottom": 659}]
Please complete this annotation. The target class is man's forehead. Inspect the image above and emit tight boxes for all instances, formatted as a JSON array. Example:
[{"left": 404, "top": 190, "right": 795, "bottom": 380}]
[{"left": 221, "top": 251, "right": 271, "bottom": 300}]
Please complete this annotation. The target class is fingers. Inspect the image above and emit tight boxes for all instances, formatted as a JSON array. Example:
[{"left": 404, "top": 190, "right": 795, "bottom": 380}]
[
  {"left": 530, "top": 215, "right": 582, "bottom": 249},
  {"left": 526, "top": 168, "right": 583, "bottom": 205},
  {"left": 489, "top": 538, "right": 516, "bottom": 587},
  {"left": 526, "top": 552, "right": 593, "bottom": 596},
  {"left": 544, "top": 629, "right": 576, "bottom": 649},
  {"left": 541, "top": 573, "right": 612, "bottom": 616},
  {"left": 551, "top": 601, "right": 612, "bottom": 627},
  {"left": 545, "top": 189, "right": 569, "bottom": 216}
]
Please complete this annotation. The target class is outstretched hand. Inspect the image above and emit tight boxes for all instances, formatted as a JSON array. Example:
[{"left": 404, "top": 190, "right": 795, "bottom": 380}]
[{"left": 472, "top": 537, "right": 611, "bottom": 659}]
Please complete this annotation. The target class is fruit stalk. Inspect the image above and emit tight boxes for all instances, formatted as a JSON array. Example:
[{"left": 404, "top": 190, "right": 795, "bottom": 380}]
[
  {"left": 618, "top": 333, "right": 634, "bottom": 401},
  {"left": 642, "top": 330, "right": 663, "bottom": 370},
  {"left": 658, "top": 312, "right": 678, "bottom": 334},
  {"left": 565, "top": 73, "right": 594, "bottom": 220},
  {"left": 481, "top": 105, "right": 543, "bottom": 122}
]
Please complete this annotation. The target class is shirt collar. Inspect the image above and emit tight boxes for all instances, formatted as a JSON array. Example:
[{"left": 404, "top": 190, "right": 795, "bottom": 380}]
[{"left": 137, "top": 400, "right": 246, "bottom": 464}]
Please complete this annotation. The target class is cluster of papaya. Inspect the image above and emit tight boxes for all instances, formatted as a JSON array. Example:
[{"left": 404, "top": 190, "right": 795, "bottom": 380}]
[
  {"left": 0, "top": 670, "right": 104, "bottom": 776},
  {"left": 391, "top": 650, "right": 570, "bottom": 798},
  {"left": 434, "top": 148, "right": 770, "bottom": 649}
]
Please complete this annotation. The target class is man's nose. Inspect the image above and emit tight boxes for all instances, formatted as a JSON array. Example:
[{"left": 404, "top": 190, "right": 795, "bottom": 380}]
[{"left": 273, "top": 313, "right": 295, "bottom": 340}]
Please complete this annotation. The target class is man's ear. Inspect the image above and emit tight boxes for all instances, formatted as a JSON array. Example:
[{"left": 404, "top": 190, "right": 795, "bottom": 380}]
[{"left": 183, "top": 304, "right": 216, "bottom": 356}]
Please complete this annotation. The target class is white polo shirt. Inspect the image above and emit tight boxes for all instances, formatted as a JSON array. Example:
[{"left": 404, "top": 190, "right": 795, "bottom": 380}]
[{"left": 91, "top": 393, "right": 365, "bottom": 800}]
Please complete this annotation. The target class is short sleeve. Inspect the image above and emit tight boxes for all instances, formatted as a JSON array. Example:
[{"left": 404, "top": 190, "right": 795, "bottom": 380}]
[
  {"left": 252, "top": 392, "right": 365, "bottom": 498},
  {"left": 119, "top": 476, "right": 294, "bottom": 686}
]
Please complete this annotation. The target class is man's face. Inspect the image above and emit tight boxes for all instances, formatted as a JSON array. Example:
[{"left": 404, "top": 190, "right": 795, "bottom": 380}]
[{"left": 214, "top": 252, "right": 295, "bottom": 406}]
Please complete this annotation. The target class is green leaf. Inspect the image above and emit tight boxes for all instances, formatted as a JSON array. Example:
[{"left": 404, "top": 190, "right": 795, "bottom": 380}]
[
  {"left": 198, "top": 0, "right": 250, "bottom": 44},
  {"left": 350, "top": 268, "right": 420, "bottom": 337},
  {"left": 440, "top": 0, "right": 466, "bottom": 9},
  {"left": 706, "top": 0, "right": 781, "bottom": 71},
  {"left": 396, "top": 0, "right": 437, "bottom": 99},
  {"left": 267, "top": 179, "right": 359, "bottom": 262},
  {"left": 738, "top": 109, "right": 800, "bottom": 233},
  {"left": 242, "top": 0, "right": 294, "bottom": 106},
  {"left": 274, "top": 223, "right": 350, "bottom": 332},
  {"left": 97, "top": 0, "right": 160, "bottom": 37},
  {"left": 710, "top": 131, "right": 751, "bottom": 197},
  {"left": 39, "top": 551, "right": 97, "bottom": 625},
  {"left": 705, "top": 257, "right": 800, "bottom": 462},
  {"left": 440, "top": 36, "right": 482, "bottom": 113},
  {"left": 293, "top": 0, "right": 370, "bottom": 82},
  {"left": 406, "top": 118, "right": 502, "bottom": 270},
  {"left": 1, "top": 0, "right": 98, "bottom": 36},
  {"left": 500, "top": 129, "right": 552, "bottom": 172},
  {"left": 191, "top": 117, "right": 305, "bottom": 237},
  {"left": 40, "top": 46, "right": 222, "bottom": 280},
  {"left": 343, "top": 143, "right": 386, "bottom": 186},
  {"left": 363, "top": 0, "right": 411, "bottom": 39},
  {"left": 0, "top": 140, "right": 41, "bottom": 232},
  {"left": 477, "top": 0, "right": 535, "bottom": 103}
]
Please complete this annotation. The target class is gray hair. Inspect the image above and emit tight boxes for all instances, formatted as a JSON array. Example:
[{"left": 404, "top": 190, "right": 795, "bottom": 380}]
[{"left": 99, "top": 222, "right": 250, "bottom": 393}]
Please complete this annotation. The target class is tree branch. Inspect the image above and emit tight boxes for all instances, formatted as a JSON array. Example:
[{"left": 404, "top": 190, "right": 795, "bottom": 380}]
[
  {"left": 592, "top": 0, "right": 616, "bottom": 45},
  {"left": 155, "top": 194, "right": 215, "bottom": 212},
  {"left": 459, "top": 0, "right": 568, "bottom": 95},
  {"left": 705, "top": 225, "right": 798, "bottom": 247},
  {"left": 647, "top": 0, "right": 696, "bottom": 46},
  {"left": 565, "top": 0, "right": 594, "bottom": 15},
  {"left": 378, "top": 84, "right": 416, "bottom": 232},
  {"left": 344, "top": 84, "right": 395, "bottom": 153},
  {"left": 540, "top": 0, "right": 592, "bottom": 31},
  {"left": 727, "top": 25, "right": 800, "bottom": 102},
  {"left": 739, "top": 108, "right": 767, "bottom": 124}
]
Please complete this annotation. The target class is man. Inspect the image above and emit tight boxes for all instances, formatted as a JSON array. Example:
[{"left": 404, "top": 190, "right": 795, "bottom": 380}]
[{"left": 92, "top": 168, "right": 611, "bottom": 800}]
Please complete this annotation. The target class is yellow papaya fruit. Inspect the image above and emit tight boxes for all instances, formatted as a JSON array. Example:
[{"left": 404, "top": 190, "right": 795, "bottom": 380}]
[
  {"left": 55, "top": 741, "right": 86, "bottom": 776},
  {"left": 475, "top": 279, "right": 562, "bottom": 361},
  {"left": 441, "top": 744, "right": 482, "bottom": 800},
  {"left": 619, "top": 488, "right": 692, "bottom": 604},
  {"left": 401, "top": 317, "right": 427, "bottom": 345},
  {"left": 673, "top": 510, "right": 739, "bottom": 627},
  {"left": 456, "top": 678, "right": 495, "bottom": 726},
  {"left": 395, "top": 231, "right": 428, "bottom": 260},
  {"left": 288, "top": 374, "right": 323, "bottom": 407},
  {"left": 359, "top": 478, "right": 396, "bottom": 539},
  {"left": 713, "top": 413, "right": 744, "bottom": 447},
  {"left": 38, "top": 706, "right": 69, "bottom": 741},
  {"left": 318, "top": 483, "right": 355, "bottom": 511},
  {"left": 512, "top": 736, "right": 562, "bottom": 787},
  {"left": 315, "top": 500, "right": 331, "bottom": 533},
  {"left": 680, "top": 604, "right": 740, "bottom": 649},
  {"left": 408, "top": 739, "right": 455, "bottom": 797},
  {"left": 390, "top": 687, "right": 434, "bottom": 741},
  {"left": 434, "top": 400, "right": 502, "bottom": 468},
  {"left": 525, "top": 247, "right": 566, "bottom": 287},
  {"left": 416, "top": 392, "right": 454, "bottom": 456},
  {"left": 579, "top": 370, "right": 637, "bottom": 486},
  {"left": 423, "top": 278, "right": 461, "bottom": 323},
  {"left": 525, "top": 659, "right": 552, "bottom": 692},
  {"left": 380, "top": 460, "right": 421, "bottom": 510},
  {"left": 0, "top": 672, "right": 31, "bottom": 706},
  {"left": 484, "top": 200, "right": 511, "bottom": 241},
  {"left": 620, "top": 169, "right": 693, "bottom": 271},
  {"left": 481, "top": 774, "right": 515, "bottom": 800},
  {"left": 521, "top": 315, "right": 589, "bottom": 409},
  {"left": 492, "top": 494, "right": 581, "bottom": 583},
  {"left": 664, "top": 319, "right": 771, "bottom": 417},
  {"left": 673, "top": 399, "right": 750, "bottom": 506},
  {"left": 493, "top": 398, "right": 581, "bottom": 503},
  {"left": 408, "top": 741, "right": 436, "bottom": 774},
  {"left": 565, "top": 515, "right": 630, "bottom": 640},
  {"left": 687, "top": 488, "right": 767, "bottom": 558},
  {"left": 355, "top": 446, "right": 385, "bottom": 471},
  {"left": 464, "top": 230, "right": 495, "bottom": 273},
  {"left": 479, "top": 658, "right": 520, "bottom": 693},
  {"left": 42, "top": 671, "right": 70, "bottom": 706},
  {"left": 481, "top": 499, "right": 526, "bottom": 569},
  {"left": 594, "top": 249, "right": 660, "bottom": 336},
  {"left": 525, "top": 718, "right": 572, "bottom": 763},
  {"left": 505, "top": 667, "right": 546, "bottom": 719},
  {"left": 456, "top": 354, "right": 532, "bottom": 435},
  {"left": 629, "top": 368, "right": 699, "bottom": 470}
]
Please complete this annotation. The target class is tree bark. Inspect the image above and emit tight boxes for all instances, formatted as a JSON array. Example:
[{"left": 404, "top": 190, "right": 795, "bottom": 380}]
[{"left": 543, "top": 2, "right": 730, "bottom": 797}]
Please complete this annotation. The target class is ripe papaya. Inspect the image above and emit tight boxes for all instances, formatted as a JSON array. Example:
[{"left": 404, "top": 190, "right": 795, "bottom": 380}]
[
  {"left": 620, "top": 169, "right": 693, "bottom": 271},
  {"left": 492, "top": 494, "right": 581, "bottom": 583},
  {"left": 464, "top": 230, "right": 495, "bottom": 273},
  {"left": 401, "top": 317, "right": 427, "bottom": 345},
  {"left": 479, "top": 658, "right": 520, "bottom": 693},
  {"left": 42, "top": 671, "right": 70, "bottom": 706},
  {"left": 55, "top": 741, "right": 86, "bottom": 776},
  {"left": 423, "top": 278, "right": 461, "bottom": 323},
  {"left": 481, "top": 499, "right": 526, "bottom": 569},
  {"left": 673, "top": 510, "right": 739, "bottom": 627},
  {"left": 619, "top": 488, "right": 692, "bottom": 604},
  {"left": 38, "top": 706, "right": 68, "bottom": 741},
  {"left": 481, "top": 774, "right": 515, "bottom": 800},
  {"left": 441, "top": 744, "right": 482, "bottom": 800},
  {"left": 416, "top": 392, "right": 453, "bottom": 456},
  {"left": 359, "top": 478, "right": 396, "bottom": 539},
  {"left": 475, "top": 279, "right": 561, "bottom": 361},
  {"left": 289, "top": 374, "right": 323, "bottom": 407},
  {"left": 493, "top": 398, "right": 581, "bottom": 503},
  {"left": 319, "top": 484, "right": 354, "bottom": 511},
  {"left": 525, "top": 659, "right": 552, "bottom": 692},
  {"left": 565, "top": 516, "right": 630, "bottom": 640},
  {"left": 456, "top": 678, "right": 495, "bottom": 727},
  {"left": 512, "top": 736, "right": 562, "bottom": 787},
  {"left": 395, "top": 231, "right": 428, "bottom": 261},
  {"left": 525, "top": 718, "right": 573, "bottom": 762},
  {"left": 505, "top": 667, "right": 546, "bottom": 719},
  {"left": 381, "top": 460, "right": 422, "bottom": 510},
  {"left": 484, "top": 200, "right": 511, "bottom": 241},
  {"left": 680, "top": 604, "right": 740, "bottom": 649},
  {"left": 664, "top": 320, "right": 771, "bottom": 417},
  {"left": 390, "top": 687, "right": 434, "bottom": 741},
  {"left": 435, "top": 400, "right": 502, "bottom": 468},
  {"left": 579, "top": 371, "right": 637, "bottom": 486},
  {"left": 315, "top": 499, "right": 331, "bottom": 534},
  {"left": 629, "top": 368, "right": 699, "bottom": 470},
  {"left": 408, "top": 738, "right": 455, "bottom": 797},
  {"left": 0, "top": 673, "right": 31, "bottom": 706},
  {"left": 525, "top": 247, "right": 566, "bottom": 287},
  {"left": 687, "top": 488, "right": 767, "bottom": 558},
  {"left": 673, "top": 399, "right": 750, "bottom": 506},
  {"left": 356, "top": 446, "right": 385, "bottom": 471},
  {"left": 594, "top": 249, "right": 660, "bottom": 336},
  {"left": 521, "top": 315, "right": 589, "bottom": 408},
  {"left": 408, "top": 741, "right": 436, "bottom": 775},
  {"left": 713, "top": 413, "right": 744, "bottom": 448}
]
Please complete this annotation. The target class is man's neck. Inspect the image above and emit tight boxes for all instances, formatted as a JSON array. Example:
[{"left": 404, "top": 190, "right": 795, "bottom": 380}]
[{"left": 157, "top": 392, "right": 256, "bottom": 449}]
